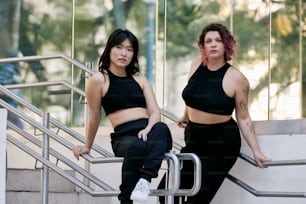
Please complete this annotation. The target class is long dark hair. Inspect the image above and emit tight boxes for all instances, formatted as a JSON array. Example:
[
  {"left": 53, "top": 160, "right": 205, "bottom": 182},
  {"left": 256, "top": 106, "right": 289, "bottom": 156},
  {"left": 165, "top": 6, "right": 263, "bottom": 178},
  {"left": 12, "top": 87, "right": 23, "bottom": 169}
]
[
  {"left": 98, "top": 28, "right": 140, "bottom": 75},
  {"left": 198, "top": 23, "right": 236, "bottom": 63}
]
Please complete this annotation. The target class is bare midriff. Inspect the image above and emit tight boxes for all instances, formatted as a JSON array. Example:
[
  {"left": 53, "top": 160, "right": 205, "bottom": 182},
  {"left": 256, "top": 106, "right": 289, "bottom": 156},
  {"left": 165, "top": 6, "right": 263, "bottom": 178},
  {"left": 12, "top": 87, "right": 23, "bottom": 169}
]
[
  {"left": 108, "top": 107, "right": 149, "bottom": 128},
  {"left": 187, "top": 107, "right": 232, "bottom": 124}
]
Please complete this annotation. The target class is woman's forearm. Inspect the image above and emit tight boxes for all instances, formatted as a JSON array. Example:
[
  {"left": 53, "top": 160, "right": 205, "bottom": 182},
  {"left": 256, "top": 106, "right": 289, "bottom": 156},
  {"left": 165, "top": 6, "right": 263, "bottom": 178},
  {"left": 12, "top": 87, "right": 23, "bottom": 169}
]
[{"left": 85, "top": 112, "right": 101, "bottom": 150}]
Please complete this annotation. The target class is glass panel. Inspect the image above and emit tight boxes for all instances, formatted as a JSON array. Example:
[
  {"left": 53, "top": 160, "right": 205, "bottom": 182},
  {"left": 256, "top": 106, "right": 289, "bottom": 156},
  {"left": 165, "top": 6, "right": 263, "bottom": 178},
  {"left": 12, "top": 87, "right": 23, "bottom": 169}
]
[
  {"left": 269, "top": 0, "right": 302, "bottom": 119},
  {"left": 232, "top": 1, "right": 270, "bottom": 120},
  {"left": 158, "top": 0, "right": 305, "bottom": 121},
  {"left": 10, "top": 1, "right": 74, "bottom": 127}
]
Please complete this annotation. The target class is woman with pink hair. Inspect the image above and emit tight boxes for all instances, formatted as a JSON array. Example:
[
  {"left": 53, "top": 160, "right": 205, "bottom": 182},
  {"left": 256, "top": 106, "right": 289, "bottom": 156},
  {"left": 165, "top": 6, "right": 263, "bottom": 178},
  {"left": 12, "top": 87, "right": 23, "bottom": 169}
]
[{"left": 160, "top": 23, "right": 270, "bottom": 204}]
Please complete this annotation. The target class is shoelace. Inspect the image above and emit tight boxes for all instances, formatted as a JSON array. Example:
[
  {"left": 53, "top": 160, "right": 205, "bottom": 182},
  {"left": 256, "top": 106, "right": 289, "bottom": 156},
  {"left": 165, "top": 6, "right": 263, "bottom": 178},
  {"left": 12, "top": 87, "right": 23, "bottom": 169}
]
[{"left": 135, "top": 181, "right": 149, "bottom": 193}]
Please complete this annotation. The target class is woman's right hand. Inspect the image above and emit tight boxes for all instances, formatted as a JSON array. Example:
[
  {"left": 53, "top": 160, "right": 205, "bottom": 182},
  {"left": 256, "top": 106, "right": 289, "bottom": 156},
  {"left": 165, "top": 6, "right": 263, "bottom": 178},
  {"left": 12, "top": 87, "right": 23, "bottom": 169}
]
[
  {"left": 177, "top": 117, "right": 188, "bottom": 128},
  {"left": 73, "top": 145, "right": 90, "bottom": 160}
]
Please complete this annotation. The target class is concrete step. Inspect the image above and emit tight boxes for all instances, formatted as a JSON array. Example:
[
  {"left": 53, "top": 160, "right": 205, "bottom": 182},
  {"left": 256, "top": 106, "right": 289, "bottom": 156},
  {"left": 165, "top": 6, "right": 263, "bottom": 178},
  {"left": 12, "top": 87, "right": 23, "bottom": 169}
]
[
  {"left": 5, "top": 168, "right": 158, "bottom": 204},
  {"left": 6, "top": 169, "right": 75, "bottom": 192},
  {"left": 6, "top": 191, "right": 115, "bottom": 204},
  {"left": 5, "top": 168, "right": 115, "bottom": 204}
]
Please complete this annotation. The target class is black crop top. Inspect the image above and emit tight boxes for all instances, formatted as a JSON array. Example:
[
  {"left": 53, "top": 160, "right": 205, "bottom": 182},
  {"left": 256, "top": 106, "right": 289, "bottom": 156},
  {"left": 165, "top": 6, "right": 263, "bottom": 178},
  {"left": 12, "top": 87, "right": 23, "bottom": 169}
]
[
  {"left": 101, "top": 70, "right": 146, "bottom": 115},
  {"left": 182, "top": 63, "right": 235, "bottom": 115}
]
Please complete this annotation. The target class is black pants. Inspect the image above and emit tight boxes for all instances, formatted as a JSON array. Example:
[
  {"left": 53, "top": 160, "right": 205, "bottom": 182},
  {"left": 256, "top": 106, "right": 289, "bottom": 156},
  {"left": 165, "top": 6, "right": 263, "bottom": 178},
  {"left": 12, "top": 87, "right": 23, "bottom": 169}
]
[
  {"left": 159, "top": 118, "right": 241, "bottom": 204},
  {"left": 111, "top": 118, "right": 172, "bottom": 204}
]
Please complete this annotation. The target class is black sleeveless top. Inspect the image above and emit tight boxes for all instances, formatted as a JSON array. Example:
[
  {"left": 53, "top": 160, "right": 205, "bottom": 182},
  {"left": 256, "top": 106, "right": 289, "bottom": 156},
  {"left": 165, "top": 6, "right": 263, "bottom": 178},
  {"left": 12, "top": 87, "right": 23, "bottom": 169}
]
[
  {"left": 182, "top": 63, "right": 235, "bottom": 115},
  {"left": 101, "top": 70, "right": 146, "bottom": 116}
]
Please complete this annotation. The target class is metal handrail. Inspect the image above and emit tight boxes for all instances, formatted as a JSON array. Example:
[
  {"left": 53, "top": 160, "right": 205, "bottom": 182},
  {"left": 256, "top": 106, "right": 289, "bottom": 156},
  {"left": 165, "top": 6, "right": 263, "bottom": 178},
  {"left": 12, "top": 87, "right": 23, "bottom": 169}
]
[
  {"left": 240, "top": 152, "right": 306, "bottom": 167},
  {"left": 173, "top": 153, "right": 202, "bottom": 196},
  {"left": 160, "top": 109, "right": 184, "bottom": 150},
  {"left": 7, "top": 121, "right": 114, "bottom": 191},
  {"left": 7, "top": 133, "right": 120, "bottom": 196},
  {"left": 4, "top": 80, "right": 85, "bottom": 97},
  {"left": 0, "top": 53, "right": 96, "bottom": 75},
  {"left": 227, "top": 174, "right": 306, "bottom": 198},
  {"left": 0, "top": 85, "right": 113, "bottom": 157}
]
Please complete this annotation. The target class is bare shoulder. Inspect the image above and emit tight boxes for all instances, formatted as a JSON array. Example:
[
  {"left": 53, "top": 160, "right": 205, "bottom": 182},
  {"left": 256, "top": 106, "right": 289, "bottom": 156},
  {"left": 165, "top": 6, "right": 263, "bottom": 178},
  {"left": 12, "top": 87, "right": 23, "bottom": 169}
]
[
  {"left": 85, "top": 72, "right": 105, "bottom": 107},
  {"left": 87, "top": 72, "right": 106, "bottom": 87},
  {"left": 191, "top": 58, "right": 202, "bottom": 67},
  {"left": 227, "top": 65, "right": 250, "bottom": 95},
  {"left": 228, "top": 65, "right": 249, "bottom": 85},
  {"left": 132, "top": 74, "right": 150, "bottom": 89},
  {"left": 191, "top": 58, "right": 202, "bottom": 70},
  {"left": 86, "top": 72, "right": 107, "bottom": 95},
  {"left": 188, "top": 58, "right": 202, "bottom": 78}
]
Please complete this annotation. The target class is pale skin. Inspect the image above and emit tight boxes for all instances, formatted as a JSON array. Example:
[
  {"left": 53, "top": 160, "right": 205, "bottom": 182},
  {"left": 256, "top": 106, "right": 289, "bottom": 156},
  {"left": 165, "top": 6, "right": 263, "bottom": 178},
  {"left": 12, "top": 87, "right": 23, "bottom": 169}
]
[
  {"left": 178, "top": 31, "right": 271, "bottom": 168},
  {"left": 73, "top": 39, "right": 161, "bottom": 160}
]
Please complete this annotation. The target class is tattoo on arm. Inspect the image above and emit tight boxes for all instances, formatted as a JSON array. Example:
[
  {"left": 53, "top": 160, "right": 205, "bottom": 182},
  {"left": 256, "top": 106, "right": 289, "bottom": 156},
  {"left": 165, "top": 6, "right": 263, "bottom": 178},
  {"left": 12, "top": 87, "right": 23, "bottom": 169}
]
[
  {"left": 242, "top": 82, "right": 250, "bottom": 95},
  {"left": 249, "top": 124, "right": 255, "bottom": 134},
  {"left": 239, "top": 100, "right": 247, "bottom": 111},
  {"left": 246, "top": 121, "right": 256, "bottom": 134},
  {"left": 239, "top": 79, "right": 250, "bottom": 112}
]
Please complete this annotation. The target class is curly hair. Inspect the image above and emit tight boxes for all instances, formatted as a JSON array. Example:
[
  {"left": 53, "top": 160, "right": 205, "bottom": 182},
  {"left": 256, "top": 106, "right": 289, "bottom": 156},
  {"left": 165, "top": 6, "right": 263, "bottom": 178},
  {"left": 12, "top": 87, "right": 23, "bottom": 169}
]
[
  {"left": 98, "top": 28, "right": 140, "bottom": 75},
  {"left": 198, "top": 23, "right": 236, "bottom": 63}
]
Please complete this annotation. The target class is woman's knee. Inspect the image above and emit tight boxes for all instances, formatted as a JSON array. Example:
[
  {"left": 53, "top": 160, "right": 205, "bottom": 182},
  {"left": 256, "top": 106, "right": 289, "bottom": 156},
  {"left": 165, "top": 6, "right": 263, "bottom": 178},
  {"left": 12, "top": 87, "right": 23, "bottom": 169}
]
[
  {"left": 153, "top": 122, "right": 171, "bottom": 135},
  {"left": 152, "top": 122, "right": 172, "bottom": 150},
  {"left": 129, "top": 139, "right": 147, "bottom": 154}
]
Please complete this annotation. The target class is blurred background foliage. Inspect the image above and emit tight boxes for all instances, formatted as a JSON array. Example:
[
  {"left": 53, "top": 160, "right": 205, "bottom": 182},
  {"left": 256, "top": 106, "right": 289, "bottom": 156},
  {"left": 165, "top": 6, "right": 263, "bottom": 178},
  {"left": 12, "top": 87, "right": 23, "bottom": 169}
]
[{"left": 0, "top": 0, "right": 305, "bottom": 126}]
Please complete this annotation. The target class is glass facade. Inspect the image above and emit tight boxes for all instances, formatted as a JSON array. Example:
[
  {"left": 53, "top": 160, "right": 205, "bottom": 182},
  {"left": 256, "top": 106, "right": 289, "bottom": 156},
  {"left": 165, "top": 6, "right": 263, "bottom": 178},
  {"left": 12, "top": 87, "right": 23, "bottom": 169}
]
[{"left": 0, "top": 0, "right": 305, "bottom": 125}]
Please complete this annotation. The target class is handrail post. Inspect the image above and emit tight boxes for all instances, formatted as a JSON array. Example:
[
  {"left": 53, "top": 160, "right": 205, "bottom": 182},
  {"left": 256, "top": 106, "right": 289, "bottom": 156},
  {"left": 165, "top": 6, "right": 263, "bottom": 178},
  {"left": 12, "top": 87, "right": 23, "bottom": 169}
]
[
  {"left": 165, "top": 157, "right": 174, "bottom": 204},
  {"left": 42, "top": 112, "right": 50, "bottom": 204},
  {"left": 162, "top": 152, "right": 180, "bottom": 204}
]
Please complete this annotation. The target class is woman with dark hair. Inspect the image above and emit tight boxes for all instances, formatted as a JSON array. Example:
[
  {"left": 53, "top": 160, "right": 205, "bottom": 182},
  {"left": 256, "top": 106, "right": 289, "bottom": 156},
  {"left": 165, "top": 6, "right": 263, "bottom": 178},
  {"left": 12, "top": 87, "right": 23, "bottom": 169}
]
[
  {"left": 160, "top": 23, "right": 270, "bottom": 204},
  {"left": 73, "top": 28, "right": 172, "bottom": 204}
]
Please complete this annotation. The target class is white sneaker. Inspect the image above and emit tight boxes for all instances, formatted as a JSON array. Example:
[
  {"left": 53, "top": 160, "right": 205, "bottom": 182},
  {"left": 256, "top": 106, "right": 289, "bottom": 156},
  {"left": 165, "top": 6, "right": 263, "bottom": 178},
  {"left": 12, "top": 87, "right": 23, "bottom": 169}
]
[{"left": 130, "top": 178, "right": 150, "bottom": 202}]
